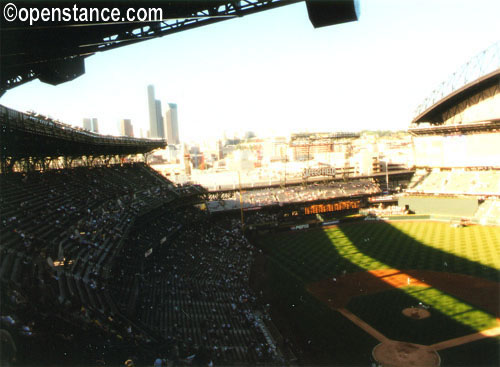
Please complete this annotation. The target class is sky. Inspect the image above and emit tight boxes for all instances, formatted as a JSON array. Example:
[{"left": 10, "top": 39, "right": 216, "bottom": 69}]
[{"left": 1, "top": 0, "right": 499, "bottom": 143}]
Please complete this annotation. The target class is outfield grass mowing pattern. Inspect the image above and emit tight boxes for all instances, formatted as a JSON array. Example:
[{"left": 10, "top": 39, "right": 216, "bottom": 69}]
[
  {"left": 389, "top": 222, "right": 500, "bottom": 271},
  {"left": 259, "top": 221, "right": 500, "bottom": 362},
  {"left": 261, "top": 221, "right": 500, "bottom": 283}
]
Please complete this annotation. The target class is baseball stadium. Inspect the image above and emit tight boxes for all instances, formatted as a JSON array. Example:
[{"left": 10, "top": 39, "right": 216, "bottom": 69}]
[{"left": 1, "top": 1, "right": 499, "bottom": 367}]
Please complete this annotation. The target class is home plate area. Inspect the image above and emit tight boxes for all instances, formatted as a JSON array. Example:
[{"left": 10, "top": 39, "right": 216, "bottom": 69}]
[{"left": 307, "top": 269, "right": 500, "bottom": 366}]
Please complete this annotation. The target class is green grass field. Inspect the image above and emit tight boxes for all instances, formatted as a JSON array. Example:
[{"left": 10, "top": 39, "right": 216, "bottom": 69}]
[
  {"left": 261, "top": 221, "right": 499, "bottom": 282},
  {"left": 256, "top": 221, "right": 500, "bottom": 366},
  {"left": 348, "top": 286, "right": 494, "bottom": 345}
]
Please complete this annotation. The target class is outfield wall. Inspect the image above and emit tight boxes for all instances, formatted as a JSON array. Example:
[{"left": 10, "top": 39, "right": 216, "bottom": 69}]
[{"left": 398, "top": 196, "right": 479, "bottom": 217}]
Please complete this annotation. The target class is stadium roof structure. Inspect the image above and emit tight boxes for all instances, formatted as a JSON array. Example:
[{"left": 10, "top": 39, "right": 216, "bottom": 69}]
[
  {"left": 413, "top": 41, "right": 500, "bottom": 124},
  {"left": 0, "top": 0, "right": 359, "bottom": 95},
  {"left": 408, "top": 119, "right": 500, "bottom": 136},
  {"left": 0, "top": 104, "right": 166, "bottom": 169}
]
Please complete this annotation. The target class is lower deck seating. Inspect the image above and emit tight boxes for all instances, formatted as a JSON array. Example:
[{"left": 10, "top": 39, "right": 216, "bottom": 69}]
[
  {"left": 473, "top": 198, "right": 500, "bottom": 225},
  {"left": 110, "top": 208, "right": 281, "bottom": 365},
  {"left": 0, "top": 163, "right": 181, "bottom": 365}
]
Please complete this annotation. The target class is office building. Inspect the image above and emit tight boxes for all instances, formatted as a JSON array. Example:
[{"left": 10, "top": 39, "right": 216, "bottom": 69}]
[
  {"left": 83, "top": 118, "right": 99, "bottom": 133},
  {"left": 147, "top": 85, "right": 164, "bottom": 138},
  {"left": 120, "top": 119, "right": 134, "bottom": 137},
  {"left": 165, "top": 103, "right": 180, "bottom": 145},
  {"left": 156, "top": 100, "right": 164, "bottom": 138}
]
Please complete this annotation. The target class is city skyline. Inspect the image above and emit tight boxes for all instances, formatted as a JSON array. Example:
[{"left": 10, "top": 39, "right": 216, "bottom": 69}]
[
  {"left": 83, "top": 117, "right": 99, "bottom": 133},
  {"left": 165, "top": 103, "right": 180, "bottom": 145},
  {"left": 0, "top": 1, "right": 499, "bottom": 142},
  {"left": 147, "top": 85, "right": 164, "bottom": 138},
  {"left": 120, "top": 119, "right": 134, "bottom": 137},
  {"left": 148, "top": 84, "right": 181, "bottom": 143}
]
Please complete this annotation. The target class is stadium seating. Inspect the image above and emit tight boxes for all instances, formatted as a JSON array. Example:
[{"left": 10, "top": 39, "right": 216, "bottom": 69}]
[
  {"left": 0, "top": 163, "right": 283, "bottom": 365},
  {"left": 473, "top": 198, "right": 500, "bottom": 226},
  {"left": 0, "top": 163, "right": 183, "bottom": 364},
  {"left": 111, "top": 208, "right": 280, "bottom": 364},
  {"left": 208, "top": 179, "right": 380, "bottom": 212},
  {"left": 407, "top": 169, "right": 500, "bottom": 196}
]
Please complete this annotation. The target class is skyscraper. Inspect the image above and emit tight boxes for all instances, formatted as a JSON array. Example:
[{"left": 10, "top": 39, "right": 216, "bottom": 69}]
[
  {"left": 165, "top": 103, "right": 180, "bottom": 145},
  {"left": 120, "top": 119, "right": 134, "bottom": 137},
  {"left": 83, "top": 118, "right": 91, "bottom": 131},
  {"left": 147, "top": 85, "right": 164, "bottom": 138},
  {"left": 83, "top": 118, "right": 99, "bottom": 133},
  {"left": 156, "top": 100, "right": 164, "bottom": 138}
]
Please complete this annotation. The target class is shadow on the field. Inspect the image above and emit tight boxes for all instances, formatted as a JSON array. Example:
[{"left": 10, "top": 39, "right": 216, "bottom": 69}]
[
  {"left": 254, "top": 222, "right": 499, "bottom": 366},
  {"left": 333, "top": 221, "right": 499, "bottom": 350},
  {"left": 254, "top": 230, "right": 378, "bottom": 365},
  {"left": 337, "top": 220, "right": 498, "bottom": 283}
]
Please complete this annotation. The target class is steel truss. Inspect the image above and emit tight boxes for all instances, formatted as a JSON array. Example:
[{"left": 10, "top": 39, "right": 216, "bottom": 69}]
[
  {"left": 1, "top": 0, "right": 301, "bottom": 94},
  {"left": 414, "top": 41, "right": 500, "bottom": 119}
]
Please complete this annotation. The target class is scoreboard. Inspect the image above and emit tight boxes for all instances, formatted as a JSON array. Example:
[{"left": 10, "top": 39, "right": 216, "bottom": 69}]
[{"left": 304, "top": 199, "right": 360, "bottom": 215}]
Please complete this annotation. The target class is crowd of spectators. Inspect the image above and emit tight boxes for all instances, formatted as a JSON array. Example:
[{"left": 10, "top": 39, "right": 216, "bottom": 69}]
[
  {"left": 243, "top": 212, "right": 280, "bottom": 226},
  {"left": 0, "top": 163, "right": 180, "bottom": 365},
  {"left": 407, "top": 169, "right": 500, "bottom": 196},
  {"left": 1, "top": 163, "right": 284, "bottom": 366},
  {"left": 207, "top": 179, "right": 380, "bottom": 212},
  {"left": 111, "top": 207, "right": 283, "bottom": 366}
]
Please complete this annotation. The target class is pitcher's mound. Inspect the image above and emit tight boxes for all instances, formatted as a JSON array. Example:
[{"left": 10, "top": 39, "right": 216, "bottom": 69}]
[
  {"left": 372, "top": 341, "right": 440, "bottom": 367},
  {"left": 402, "top": 307, "right": 431, "bottom": 320}
]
